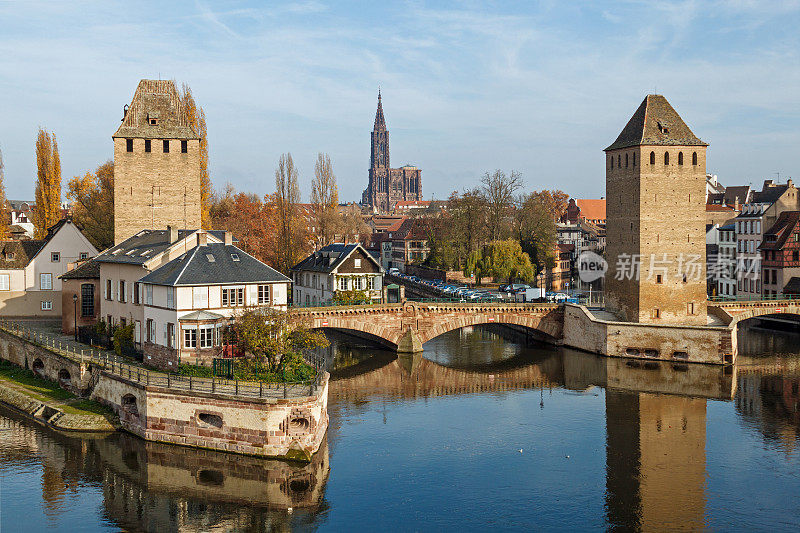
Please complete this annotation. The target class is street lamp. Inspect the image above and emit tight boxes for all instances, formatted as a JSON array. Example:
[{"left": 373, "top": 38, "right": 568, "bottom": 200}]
[{"left": 72, "top": 293, "right": 78, "bottom": 341}]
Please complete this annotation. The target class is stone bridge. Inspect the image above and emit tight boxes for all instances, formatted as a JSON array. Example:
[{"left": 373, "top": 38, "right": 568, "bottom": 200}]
[
  {"left": 708, "top": 299, "right": 800, "bottom": 327},
  {"left": 290, "top": 302, "right": 563, "bottom": 353}
]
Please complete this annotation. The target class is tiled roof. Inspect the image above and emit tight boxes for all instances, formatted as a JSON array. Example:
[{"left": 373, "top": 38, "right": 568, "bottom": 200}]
[
  {"left": 94, "top": 229, "right": 228, "bottom": 265},
  {"left": 706, "top": 204, "right": 735, "bottom": 212},
  {"left": 139, "top": 244, "right": 289, "bottom": 286},
  {"left": 6, "top": 200, "right": 33, "bottom": 212},
  {"left": 394, "top": 218, "right": 428, "bottom": 240},
  {"left": 575, "top": 199, "right": 606, "bottom": 221},
  {"left": 606, "top": 95, "right": 707, "bottom": 151},
  {"left": 113, "top": 80, "right": 199, "bottom": 140},
  {"left": 292, "top": 243, "right": 379, "bottom": 274},
  {"left": 0, "top": 240, "right": 44, "bottom": 269},
  {"left": 752, "top": 184, "right": 789, "bottom": 205},
  {"left": 759, "top": 211, "right": 800, "bottom": 251},
  {"left": 784, "top": 276, "right": 800, "bottom": 295},
  {"left": 723, "top": 186, "right": 751, "bottom": 205},
  {"left": 60, "top": 259, "right": 101, "bottom": 280}
]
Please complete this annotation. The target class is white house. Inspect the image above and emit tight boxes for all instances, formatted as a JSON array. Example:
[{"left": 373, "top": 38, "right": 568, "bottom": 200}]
[
  {"left": 6, "top": 200, "right": 35, "bottom": 240},
  {"left": 137, "top": 242, "right": 290, "bottom": 368},
  {"left": 0, "top": 218, "right": 98, "bottom": 316},
  {"left": 291, "top": 243, "right": 383, "bottom": 305}
]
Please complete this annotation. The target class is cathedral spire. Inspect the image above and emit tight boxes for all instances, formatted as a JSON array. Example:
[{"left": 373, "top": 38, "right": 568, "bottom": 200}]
[{"left": 374, "top": 89, "right": 386, "bottom": 131}]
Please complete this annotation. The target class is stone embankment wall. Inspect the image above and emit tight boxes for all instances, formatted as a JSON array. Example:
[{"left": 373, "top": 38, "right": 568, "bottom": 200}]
[
  {"left": 0, "top": 327, "right": 329, "bottom": 461},
  {"left": 563, "top": 304, "right": 735, "bottom": 365}
]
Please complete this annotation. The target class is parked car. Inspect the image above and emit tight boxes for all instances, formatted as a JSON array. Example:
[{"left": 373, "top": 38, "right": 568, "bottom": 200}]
[{"left": 388, "top": 267, "right": 400, "bottom": 276}]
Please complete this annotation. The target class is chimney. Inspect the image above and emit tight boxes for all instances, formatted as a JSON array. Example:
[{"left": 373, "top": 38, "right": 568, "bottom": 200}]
[
  {"left": 197, "top": 231, "right": 208, "bottom": 247},
  {"left": 734, "top": 196, "right": 740, "bottom": 212},
  {"left": 167, "top": 225, "right": 178, "bottom": 243},
  {"left": 788, "top": 178, "right": 794, "bottom": 188},
  {"left": 224, "top": 231, "right": 233, "bottom": 245}
]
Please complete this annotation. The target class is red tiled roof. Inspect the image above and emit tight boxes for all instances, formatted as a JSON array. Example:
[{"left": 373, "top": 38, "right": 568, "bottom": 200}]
[
  {"left": 706, "top": 204, "right": 735, "bottom": 212},
  {"left": 760, "top": 211, "right": 800, "bottom": 250},
  {"left": 575, "top": 199, "right": 606, "bottom": 221}
]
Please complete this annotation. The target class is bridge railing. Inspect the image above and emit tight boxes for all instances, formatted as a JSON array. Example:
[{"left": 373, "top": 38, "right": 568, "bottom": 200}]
[
  {"left": 708, "top": 294, "right": 800, "bottom": 303},
  {"left": 0, "top": 319, "right": 324, "bottom": 400}
]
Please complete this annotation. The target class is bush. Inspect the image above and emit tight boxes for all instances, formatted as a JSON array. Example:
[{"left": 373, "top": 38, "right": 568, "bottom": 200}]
[{"left": 113, "top": 323, "right": 135, "bottom": 357}]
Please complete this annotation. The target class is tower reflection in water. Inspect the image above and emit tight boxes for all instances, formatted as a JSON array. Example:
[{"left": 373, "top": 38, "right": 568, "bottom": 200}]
[{"left": 326, "top": 326, "right": 734, "bottom": 532}]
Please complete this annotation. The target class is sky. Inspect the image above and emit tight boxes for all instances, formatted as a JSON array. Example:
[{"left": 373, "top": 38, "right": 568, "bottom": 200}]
[{"left": 2, "top": 0, "right": 800, "bottom": 203}]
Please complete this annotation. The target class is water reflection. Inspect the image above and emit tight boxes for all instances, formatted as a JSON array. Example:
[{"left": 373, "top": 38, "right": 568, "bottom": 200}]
[{"left": 2, "top": 325, "right": 800, "bottom": 531}]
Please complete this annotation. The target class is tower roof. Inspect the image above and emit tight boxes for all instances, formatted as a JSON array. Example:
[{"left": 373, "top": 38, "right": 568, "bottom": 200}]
[
  {"left": 373, "top": 90, "right": 386, "bottom": 131},
  {"left": 113, "top": 79, "right": 199, "bottom": 140},
  {"left": 605, "top": 94, "right": 707, "bottom": 151}
]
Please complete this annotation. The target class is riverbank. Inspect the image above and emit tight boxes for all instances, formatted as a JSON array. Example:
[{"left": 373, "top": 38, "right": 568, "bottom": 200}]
[{"left": 0, "top": 360, "right": 118, "bottom": 432}]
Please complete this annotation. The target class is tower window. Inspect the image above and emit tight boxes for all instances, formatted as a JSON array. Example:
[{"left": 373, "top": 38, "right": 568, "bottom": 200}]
[
  {"left": 650, "top": 151, "right": 655, "bottom": 165},
  {"left": 664, "top": 152, "right": 669, "bottom": 165},
  {"left": 610, "top": 156, "right": 614, "bottom": 169},
  {"left": 617, "top": 154, "right": 621, "bottom": 168},
  {"left": 126, "top": 139, "right": 133, "bottom": 152},
  {"left": 692, "top": 152, "right": 697, "bottom": 165},
  {"left": 163, "top": 140, "right": 169, "bottom": 153},
  {"left": 181, "top": 140, "right": 188, "bottom": 153},
  {"left": 656, "top": 274, "right": 663, "bottom": 284},
  {"left": 625, "top": 153, "right": 629, "bottom": 168},
  {"left": 144, "top": 139, "right": 151, "bottom": 153},
  {"left": 632, "top": 152, "right": 636, "bottom": 166},
  {"left": 678, "top": 152, "right": 684, "bottom": 165}
]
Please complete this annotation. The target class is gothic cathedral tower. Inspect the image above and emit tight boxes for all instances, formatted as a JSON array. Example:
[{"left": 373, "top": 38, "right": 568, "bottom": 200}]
[
  {"left": 112, "top": 80, "right": 202, "bottom": 244},
  {"left": 362, "top": 91, "right": 422, "bottom": 212},
  {"left": 605, "top": 95, "right": 708, "bottom": 325}
]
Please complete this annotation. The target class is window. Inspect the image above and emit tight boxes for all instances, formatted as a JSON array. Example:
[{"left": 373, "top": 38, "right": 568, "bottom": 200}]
[
  {"left": 41, "top": 301, "right": 52, "bottom": 311},
  {"left": 617, "top": 154, "right": 621, "bottom": 168},
  {"left": 664, "top": 152, "right": 669, "bottom": 165},
  {"left": 133, "top": 282, "right": 140, "bottom": 304},
  {"left": 221, "top": 287, "right": 245, "bottom": 306},
  {"left": 119, "top": 280, "right": 126, "bottom": 302},
  {"left": 193, "top": 287, "right": 208, "bottom": 309},
  {"left": 51, "top": 252, "right": 60, "bottom": 262},
  {"left": 625, "top": 153, "right": 629, "bottom": 168},
  {"left": 81, "top": 283, "right": 94, "bottom": 317},
  {"left": 167, "top": 286, "right": 175, "bottom": 309},
  {"left": 650, "top": 151, "right": 655, "bottom": 165},
  {"left": 678, "top": 152, "right": 684, "bottom": 165},
  {"left": 40, "top": 273, "right": 52, "bottom": 290},
  {"left": 199, "top": 326, "right": 214, "bottom": 348},
  {"left": 79, "top": 252, "right": 88, "bottom": 260},
  {"left": 126, "top": 138, "right": 133, "bottom": 152},
  {"left": 163, "top": 139, "right": 169, "bottom": 153},
  {"left": 106, "top": 279, "right": 113, "bottom": 300},
  {"left": 368, "top": 276, "right": 375, "bottom": 290},
  {"left": 338, "top": 277, "right": 348, "bottom": 291},
  {"left": 653, "top": 308, "right": 660, "bottom": 319},
  {"left": 353, "top": 277, "right": 363, "bottom": 290},
  {"left": 146, "top": 319, "right": 155, "bottom": 343},
  {"left": 687, "top": 302, "right": 695, "bottom": 315},
  {"left": 610, "top": 156, "right": 614, "bottom": 169},
  {"left": 145, "top": 284, "right": 153, "bottom": 305},
  {"left": 0, "top": 274, "right": 9, "bottom": 291},
  {"left": 354, "top": 258, "right": 362, "bottom": 268},
  {"left": 166, "top": 323, "right": 175, "bottom": 348},
  {"left": 692, "top": 152, "right": 697, "bottom": 165},
  {"left": 184, "top": 328, "right": 197, "bottom": 349},
  {"left": 794, "top": 251, "right": 799, "bottom": 262},
  {"left": 144, "top": 139, "right": 151, "bottom": 152},
  {"left": 258, "top": 284, "right": 270, "bottom": 305},
  {"left": 632, "top": 152, "right": 636, "bottom": 166},
  {"left": 231, "top": 253, "right": 240, "bottom": 262},
  {"left": 656, "top": 274, "right": 663, "bottom": 284}
]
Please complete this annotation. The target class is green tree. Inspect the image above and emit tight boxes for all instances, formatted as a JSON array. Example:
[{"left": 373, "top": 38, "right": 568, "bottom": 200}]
[
  {"left": 67, "top": 161, "right": 114, "bottom": 249},
  {"left": 466, "top": 239, "right": 536, "bottom": 286},
  {"left": 228, "top": 307, "right": 328, "bottom": 372},
  {"left": 332, "top": 289, "right": 371, "bottom": 305},
  {"left": 515, "top": 190, "right": 568, "bottom": 279}
]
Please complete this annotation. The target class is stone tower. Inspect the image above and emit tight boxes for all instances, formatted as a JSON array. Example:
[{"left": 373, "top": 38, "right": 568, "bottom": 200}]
[
  {"left": 112, "top": 79, "right": 201, "bottom": 244},
  {"left": 605, "top": 95, "right": 708, "bottom": 325},
  {"left": 362, "top": 91, "right": 423, "bottom": 212}
]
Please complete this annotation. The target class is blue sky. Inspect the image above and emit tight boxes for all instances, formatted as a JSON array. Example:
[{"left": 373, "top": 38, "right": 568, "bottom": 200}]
[{"left": 2, "top": 1, "right": 800, "bottom": 202}]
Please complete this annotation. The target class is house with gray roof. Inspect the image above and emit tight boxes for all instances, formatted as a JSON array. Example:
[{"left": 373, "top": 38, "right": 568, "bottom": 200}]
[
  {"left": 291, "top": 243, "right": 383, "bottom": 306},
  {"left": 121, "top": 238, "right": 289, "bottom": 369}
]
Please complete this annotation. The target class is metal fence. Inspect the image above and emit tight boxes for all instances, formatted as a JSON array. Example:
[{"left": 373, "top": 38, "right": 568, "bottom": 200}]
[{"left": 0, "top": 319, "right": 323, "bottom": 400}]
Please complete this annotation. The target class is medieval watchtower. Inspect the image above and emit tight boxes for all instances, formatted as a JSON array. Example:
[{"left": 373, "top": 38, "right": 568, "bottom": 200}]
[
  {"left": 112, "top": 79, "right": 201, "bottom": 244},
  {"left": 605, "top": 95, "right": 708, "bottom": 325}
]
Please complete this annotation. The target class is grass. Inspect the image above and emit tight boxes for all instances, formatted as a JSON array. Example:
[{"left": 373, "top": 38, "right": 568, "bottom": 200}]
[{"left": 0, "top": 360, "right": 114, "bottom": 417}]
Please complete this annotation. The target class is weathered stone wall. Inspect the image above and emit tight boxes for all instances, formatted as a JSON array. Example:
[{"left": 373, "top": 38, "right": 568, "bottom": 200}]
[
  {"left": 143, "top": 341, "right": 178, "bottom": 370},
  {"left": 563, "top": 304, "right": 734, "bottom": 365},
  {"left": 91, "top": 372, "right": 328, "bottom": 461}
]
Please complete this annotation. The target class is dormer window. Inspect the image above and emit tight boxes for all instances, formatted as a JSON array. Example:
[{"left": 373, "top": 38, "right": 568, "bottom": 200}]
[
  {"left": 206, "top": 254, "right": 216, "bottom": 263},
  {"left": 231, "top": 253, "right": 240, "bottom": 262},
  {"left": 148, "top": 113, "right": 160, "bottom": 126},
  {"left": 657, "top": 121, "right": 669, "bottom": 134}
]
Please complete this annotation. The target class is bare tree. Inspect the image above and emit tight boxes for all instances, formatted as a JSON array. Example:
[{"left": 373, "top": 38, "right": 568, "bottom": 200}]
[
  {"left": 274, "top": 153, "right": 302, "bottom": 273},
  {"left": 481, "top": 169, "right": 523, "bottom": 241},
  {"left": 310, "top": 153, "right": 339, "bottom": 246}
]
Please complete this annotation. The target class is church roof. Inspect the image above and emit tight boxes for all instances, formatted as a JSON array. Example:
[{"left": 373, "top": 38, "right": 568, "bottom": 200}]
[
  {"left": 113, "top": 79, "right": 199, "bottom": 140},
  {"left": 605, "top": 95, "right": 707, "bottom": 151},
  {"left": 373, "top": 90, "right": 386, "bottom": 131}
]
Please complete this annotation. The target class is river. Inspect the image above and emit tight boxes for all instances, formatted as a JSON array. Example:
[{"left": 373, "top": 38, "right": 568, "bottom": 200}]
[{"left": 1, "top": 325, "right": 799, "bottom": 532}]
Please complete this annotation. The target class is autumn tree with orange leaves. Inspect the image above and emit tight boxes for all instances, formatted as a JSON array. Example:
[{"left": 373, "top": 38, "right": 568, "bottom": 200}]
[
  {"left": 33, "top": 128, "right": 62, "bottom": 238},
  {"left": 180, "top": 83, "right": 212, "bottom": 229},
  {"left": 0, "top": 147, "right": 8, "bottom": 240},
  {"left": 68, "top": 161, "right": 114, "bottom": 249}
]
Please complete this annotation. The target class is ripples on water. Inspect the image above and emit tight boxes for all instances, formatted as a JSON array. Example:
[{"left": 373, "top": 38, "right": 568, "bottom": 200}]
[{"left": 1, "top": 324, "right": 799, "bottom": 531}]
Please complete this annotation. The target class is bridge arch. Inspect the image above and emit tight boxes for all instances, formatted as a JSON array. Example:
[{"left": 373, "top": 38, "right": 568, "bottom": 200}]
[{"left": 416, "top": 311, "right": 561, "bottom": 346}]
